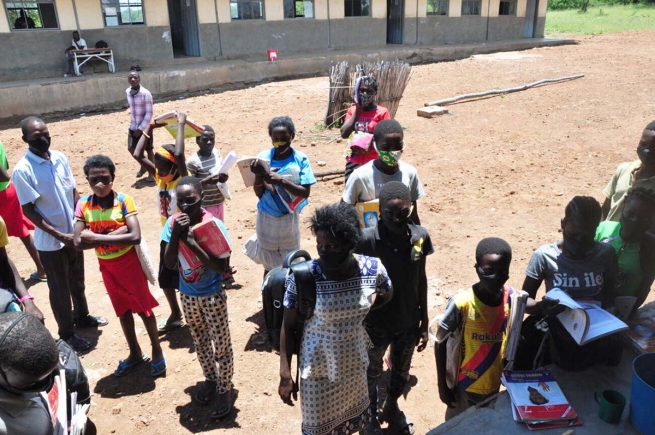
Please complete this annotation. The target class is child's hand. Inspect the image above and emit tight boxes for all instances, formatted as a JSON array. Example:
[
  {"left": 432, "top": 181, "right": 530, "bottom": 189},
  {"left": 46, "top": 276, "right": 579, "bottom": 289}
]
[
  {"left": 540, "top": 298, "right": 565, "bottom": 317},
  {"left": 250, "top": 159, "right": 269, "bottom": 176},
  {"left": 218, "top": 173, "right": 229, "bottom": 183},
  {"left": 80, "top": 229, "right": 98, "bottom": 245},
  {"left": 150, "top": 121, "right": 166, "bottom": 129},
  {"left": 172, "top": 214, "right": 190, "bottom": 236},
  {"left": 109, "top": 226, "right": 129, "bottom": 236},
  {"left": 416, "top": 327, "right": 429, "bottom": 352},
  {"left": 263, "top": 171, "right": 284, "bottom": 186},
  {"left": 177, "top": 110, "right": 187, "bottom": 124}
]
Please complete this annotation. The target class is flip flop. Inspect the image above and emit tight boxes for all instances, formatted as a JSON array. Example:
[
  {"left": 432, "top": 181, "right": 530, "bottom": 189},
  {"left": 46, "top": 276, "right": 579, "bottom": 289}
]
[
  {"left": 151, "top": 354, "right": 167, "bottom": 377},
  {"left": 194, "top": 380, "right": 217, "bottom": 405},
  {"left": 211, "top": 389, "right": 237, "bottom": 420},
  {"left": 29, "top": 272, "right": 47, "bottom": 282},
  {"left": 113, "top": 354, "right": 148, "bottom": 377},
  {"left": 157, "top": 320, "right": 183, "bottom": 333}
]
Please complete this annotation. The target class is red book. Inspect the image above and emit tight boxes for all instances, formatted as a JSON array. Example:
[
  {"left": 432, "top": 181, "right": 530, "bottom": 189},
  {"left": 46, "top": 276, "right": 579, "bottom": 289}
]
[{"left": 177, "top": 218, "right": 231, "bottom": 272}]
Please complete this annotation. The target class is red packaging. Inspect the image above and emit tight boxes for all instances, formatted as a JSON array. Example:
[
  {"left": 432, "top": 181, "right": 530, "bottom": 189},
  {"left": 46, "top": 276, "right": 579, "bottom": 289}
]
[
  {"left": 178, "top": 219, "right": 231, "bottom": 271},
  {"left": 267, "top": 49, "right": 278, "bottom": 61}
]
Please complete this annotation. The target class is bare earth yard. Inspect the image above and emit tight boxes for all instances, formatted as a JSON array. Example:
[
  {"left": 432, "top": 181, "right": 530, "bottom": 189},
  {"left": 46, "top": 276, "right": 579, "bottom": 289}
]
[{"left": 2, "top": 30, "right": 655, "bottom": 435}]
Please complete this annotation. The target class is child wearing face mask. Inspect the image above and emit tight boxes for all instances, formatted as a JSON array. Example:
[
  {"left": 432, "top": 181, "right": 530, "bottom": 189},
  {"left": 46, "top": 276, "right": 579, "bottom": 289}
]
[
  {"left": 186, "top": 126, "right": 237, "bottom": 287},
  {"left": 134, "top": 111, "right": 189, "bottom": 333},
  {"left": 340, "top": 76, "right": 391, "bottom": 181},
  {"left": 515, "top": 196, "right": 619, "bottom": 371},
  {"left": 161, "top": 177, "right": 235, "bottom": 419},
  {"left": 243, "top": 116, "right": 316, "bottom": 278},
  {"left": 342, "top": 119, "right": 424, "bottom": 224},
  {"left": 602, "top": 121, "right": 655, "bottom": 221},
  {"left": 354, "top": 182, "right": 433, "bottom": 435},
  {"left": 74, "top": 155, "right": 165, "bottom": 377},
  {"left": 435, "top": 237, "right": 515, "bottom": 420}
]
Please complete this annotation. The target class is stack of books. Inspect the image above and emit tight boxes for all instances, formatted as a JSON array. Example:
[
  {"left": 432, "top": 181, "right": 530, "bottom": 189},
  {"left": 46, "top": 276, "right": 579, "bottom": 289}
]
[{"left": 502, "top": 370, "right": 581, "bottom": 430}]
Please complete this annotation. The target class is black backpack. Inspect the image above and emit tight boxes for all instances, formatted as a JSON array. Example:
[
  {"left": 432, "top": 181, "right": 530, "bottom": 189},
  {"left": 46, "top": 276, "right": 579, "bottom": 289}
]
[
  {"left": 95, "top": 40, "right": 108, "bottom": 49},
  {"left": 262, "top": 250, "right": 316, "bottom": 353}
]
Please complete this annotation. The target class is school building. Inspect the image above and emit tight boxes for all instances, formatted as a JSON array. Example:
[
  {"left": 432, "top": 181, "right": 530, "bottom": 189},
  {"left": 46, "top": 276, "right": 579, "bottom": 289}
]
[{"left": 1, "top": 0, "right": 547, "bottom": 81}]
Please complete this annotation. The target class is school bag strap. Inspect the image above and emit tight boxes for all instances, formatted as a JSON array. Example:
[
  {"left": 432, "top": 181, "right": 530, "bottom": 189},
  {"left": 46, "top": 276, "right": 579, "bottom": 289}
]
[{"left": 284, "top": 251, "right": 317, "bottom": 391}]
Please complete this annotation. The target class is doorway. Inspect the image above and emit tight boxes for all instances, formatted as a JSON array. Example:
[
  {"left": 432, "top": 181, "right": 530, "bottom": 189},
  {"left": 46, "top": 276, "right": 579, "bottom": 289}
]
[
  {"left": 524, "top": 0, "right": 539, "bottom": 38},
  {"left": 167, "top": 0, "right": 201, "bottom": 57},
  {"left": 387, "top": 0, "right": 404, "bottom": 44}
]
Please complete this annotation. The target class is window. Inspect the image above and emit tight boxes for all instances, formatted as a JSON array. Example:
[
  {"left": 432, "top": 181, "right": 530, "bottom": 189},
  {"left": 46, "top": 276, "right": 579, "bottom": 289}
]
[
  {"left": 461, "top": 0, "right": 480, "bottom": 15},
  {"left": 101, "top": 0, "right": 144, "bottom": 26},
  {"left": 6, "top": 0, "right": 58, "bottom": 30},
  {"left": 498, "top": 0, "right": 516, "bottom": 15},
  {"left": 284, "top": 0, "right": 313, "bottom": 18},
  {"left": 230, "top": 0, "right": 264, "bottom": 19},
  {"left": 344, "top": 0, "right": 370, "bottom": 17},
  {"left": 426, "top": 0, "right": 448, "bottom": 16}
]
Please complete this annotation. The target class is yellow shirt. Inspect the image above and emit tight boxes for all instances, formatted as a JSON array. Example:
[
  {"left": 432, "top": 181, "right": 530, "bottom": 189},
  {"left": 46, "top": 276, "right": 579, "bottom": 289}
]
[
  {"left": 0, "top": 217, "right": 8, "bottom": 248},
  {"left": 604, "top": 160, "right": 655, "bottom": 221},
  {"left": 453, "top": 286, "right": 511, "bottom": 396},
  {"left": 156, "top": 174, "right": 182, "bottom": 226}
]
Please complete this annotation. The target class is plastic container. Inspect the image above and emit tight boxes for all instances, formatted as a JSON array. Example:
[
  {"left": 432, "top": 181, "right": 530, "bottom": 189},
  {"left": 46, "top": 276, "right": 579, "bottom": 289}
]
[
  {"left": 631, "top": 352, "right": 655, "bottom": 435},
  {"left": 267, "top": 49, "right": 278, "bottom": 61}
]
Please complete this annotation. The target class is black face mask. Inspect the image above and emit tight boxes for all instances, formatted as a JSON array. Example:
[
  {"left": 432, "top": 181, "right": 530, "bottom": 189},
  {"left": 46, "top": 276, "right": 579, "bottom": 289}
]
[
  {"left": 319, "top": 248, "right": 352, "bottom": 270},
  {"left": 620, "top": 215, "right": 651, "bottom": 242},
  {"left": 563, "top": 237, "right": 593, "bottom": 258},
  {"left": 179, "top": 199, "right": 201, "bottom": 215},
  {"left": 27, "top": 136, "right": 51, "bottom": 154},
  {"left": 637, "top": 147, "right": 655, "bottom": 166},
  {"left": 0, "top": 369, "right": 56, "bottom": 396},
  {"left": 382, "top": 217, "right": 408, "bottom": 236},
  {"left": 476, "top": 266, "right": 509, "bottom": 293}
]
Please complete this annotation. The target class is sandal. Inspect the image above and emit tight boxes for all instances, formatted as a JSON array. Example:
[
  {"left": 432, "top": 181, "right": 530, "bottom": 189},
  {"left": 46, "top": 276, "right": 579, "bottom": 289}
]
[
  {"left": 151, "top": 354, "right": 167, "bottom": 377},
  {"left": 113, "top": 354, "right": 148, "bottom": 377},
  {"left": 29, "top": 272, "right": 47, "bottom": 282},
  {"left": 379, "top": 408, "right": 415, "bottom": 435},
  {"left": 194, "top": 380, "right": 217, "bottom": 405},
  {"left": 157, "top": 319, "right": 183, "bottom": 333},
  {"left": 211, "top": 390, "right": 237, "bottom": 420},
  {"left": 75, "top": 315, "right": 109, "bottom": 328}
]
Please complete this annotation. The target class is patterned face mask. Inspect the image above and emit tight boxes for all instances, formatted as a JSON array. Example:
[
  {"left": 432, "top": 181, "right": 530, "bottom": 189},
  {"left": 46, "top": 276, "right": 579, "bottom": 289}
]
[{"left": 374, "top": 142, "right": 403, "bottom": 166}]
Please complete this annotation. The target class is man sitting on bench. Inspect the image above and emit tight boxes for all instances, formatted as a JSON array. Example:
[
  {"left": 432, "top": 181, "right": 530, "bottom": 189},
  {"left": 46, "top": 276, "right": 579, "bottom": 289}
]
[{"left": 64, "top": 31, "right": 86, "bottom": 77}]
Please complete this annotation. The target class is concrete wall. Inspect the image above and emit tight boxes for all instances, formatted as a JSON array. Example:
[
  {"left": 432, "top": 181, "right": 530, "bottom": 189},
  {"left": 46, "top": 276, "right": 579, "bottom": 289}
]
[
  {"left": 0, "top": 0, "right": 548, "bottom": 80},
  {"left": 0, "top": 38, "right": 573, "bottom": 124}
]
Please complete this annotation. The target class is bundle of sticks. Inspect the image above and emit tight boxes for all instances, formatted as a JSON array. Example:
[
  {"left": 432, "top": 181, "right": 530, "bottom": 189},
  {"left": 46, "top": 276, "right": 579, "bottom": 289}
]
[{"left": 324, "top": 60, "right": 412, "bottom": 128}]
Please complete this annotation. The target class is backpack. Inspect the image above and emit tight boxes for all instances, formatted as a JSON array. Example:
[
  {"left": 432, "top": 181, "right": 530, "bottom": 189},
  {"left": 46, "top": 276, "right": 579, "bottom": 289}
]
[
  {"left": 56, "top": 339, "right": 91, "bottom": 423},
  {"left": 262, "top": 250, "right": 316, "bottom": 353},
  {"left": 95, "top": 40, "right": 108, "bottom": 49}
]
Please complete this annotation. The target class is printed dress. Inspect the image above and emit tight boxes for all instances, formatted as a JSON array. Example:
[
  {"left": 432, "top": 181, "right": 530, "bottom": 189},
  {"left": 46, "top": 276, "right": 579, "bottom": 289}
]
[{"left": 284, "top": 255, "right": 392, "bottom": 435}]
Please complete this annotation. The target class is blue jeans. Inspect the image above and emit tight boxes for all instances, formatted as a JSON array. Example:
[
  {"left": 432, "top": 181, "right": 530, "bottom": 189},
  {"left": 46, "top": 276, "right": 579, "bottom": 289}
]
[
  {"left": 365, "top": 323, "right": 419, "bottom": 414},
  {"left": 64, "top": 52, "right": 82, "bottom": 75}
]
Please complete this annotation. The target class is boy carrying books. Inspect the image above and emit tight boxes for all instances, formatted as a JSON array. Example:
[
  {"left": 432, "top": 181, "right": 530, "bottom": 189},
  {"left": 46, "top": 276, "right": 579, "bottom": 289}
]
[{"left": 435, "top": 238, "right": 515, "bottom": 420}]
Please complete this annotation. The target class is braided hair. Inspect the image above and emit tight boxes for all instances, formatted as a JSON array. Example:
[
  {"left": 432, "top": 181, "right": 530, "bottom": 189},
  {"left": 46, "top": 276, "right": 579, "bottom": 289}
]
[{"left": 564, "top": 196, "right": 601, "bottom": 230}]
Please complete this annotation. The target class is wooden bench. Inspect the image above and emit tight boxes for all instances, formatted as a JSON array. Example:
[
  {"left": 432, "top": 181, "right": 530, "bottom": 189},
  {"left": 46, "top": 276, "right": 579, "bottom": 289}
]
[{"left": 70, "top": 48, "right": 115, "bottom": 76}]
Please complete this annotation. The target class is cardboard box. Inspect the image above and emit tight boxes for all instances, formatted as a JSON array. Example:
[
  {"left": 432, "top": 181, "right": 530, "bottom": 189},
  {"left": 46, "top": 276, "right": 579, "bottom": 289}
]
[{"left": 356, "top": 199, "right": 379, "bottom": 229}]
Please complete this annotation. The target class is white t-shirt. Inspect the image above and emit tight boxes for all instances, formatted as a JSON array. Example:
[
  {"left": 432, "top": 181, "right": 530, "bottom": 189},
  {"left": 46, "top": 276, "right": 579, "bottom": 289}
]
[
  {"left": 71, "top": 38, "right": 87, "bottom": 50},
  {"left": 342, "top": 160, "right": 425, "bottom": 204}
]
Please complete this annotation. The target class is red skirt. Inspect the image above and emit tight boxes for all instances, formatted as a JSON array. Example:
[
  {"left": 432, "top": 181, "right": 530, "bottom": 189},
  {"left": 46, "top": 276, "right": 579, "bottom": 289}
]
[
  {"left": 0, "top": 183, "right": 34, "bottom": 238},
  {"left": 98, "top": 247, "right": 159, "bottom": 317}
]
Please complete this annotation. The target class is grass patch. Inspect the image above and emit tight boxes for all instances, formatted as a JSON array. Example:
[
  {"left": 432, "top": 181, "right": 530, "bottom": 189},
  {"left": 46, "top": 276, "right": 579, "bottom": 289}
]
[{"left": 546, "top": 4, "right": 655, "bottom": 35}]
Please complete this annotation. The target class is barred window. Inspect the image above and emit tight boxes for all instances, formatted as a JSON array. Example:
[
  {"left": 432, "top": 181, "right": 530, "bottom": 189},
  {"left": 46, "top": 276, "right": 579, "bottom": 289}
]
[
  {"left": 461, "top": 0, "right": 480, "bottom": 15},
  {"left": 284, "top": 0, "right": 313, "bottom": 18},
  {"left": 230, "top": 0, "right": 264, "bottom": 19},
  {"left": 6, "top": 0, "right": 58, "bottom": 30},
  {"left": 344, "top": 0, "right": 370, "bottom": 17},
  {"left": 101, "top": 0, "right": 144, "bottom": 26},
  {"left": 499, "top": 0, "right": 516, "bottom": 15},
  {"left": 426, "top": 0, "right": 448, "bottom": 16}
]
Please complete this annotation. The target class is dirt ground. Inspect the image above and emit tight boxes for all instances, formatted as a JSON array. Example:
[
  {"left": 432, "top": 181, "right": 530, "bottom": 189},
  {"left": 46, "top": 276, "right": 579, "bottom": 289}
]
[{"left": 2, "top": 29, "right": 655, "bottom": 435}]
